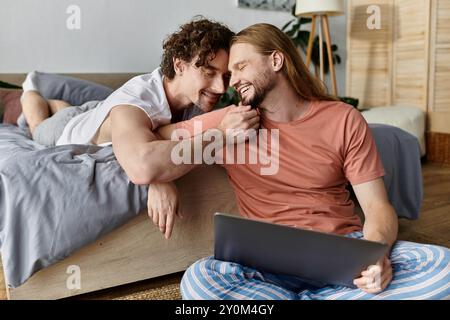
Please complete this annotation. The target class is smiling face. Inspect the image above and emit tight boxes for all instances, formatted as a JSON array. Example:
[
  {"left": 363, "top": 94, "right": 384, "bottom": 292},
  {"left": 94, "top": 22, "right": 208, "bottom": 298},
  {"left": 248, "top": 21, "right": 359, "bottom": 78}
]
[
  {"left": 178, "top": 49, "right": 231, "bottom": 112},
  {"left": 228, "top": 43, "right": 276, "bottom": 108}
]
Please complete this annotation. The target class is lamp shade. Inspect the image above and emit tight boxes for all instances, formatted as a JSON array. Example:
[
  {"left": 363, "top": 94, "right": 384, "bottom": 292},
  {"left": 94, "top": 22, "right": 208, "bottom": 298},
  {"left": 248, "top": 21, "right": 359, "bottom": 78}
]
[{"left": 295, "top": 0, "right": 345, "bottom": 17}]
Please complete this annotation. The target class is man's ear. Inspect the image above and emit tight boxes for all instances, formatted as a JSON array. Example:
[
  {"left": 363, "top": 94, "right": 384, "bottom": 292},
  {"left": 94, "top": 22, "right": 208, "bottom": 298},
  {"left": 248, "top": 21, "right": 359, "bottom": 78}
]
[
  {"left": 173, "top": 57, "right": 185, "bottom": 76},
  {"left": 270, "top": 51, "right": 284, "bottom": 72}
]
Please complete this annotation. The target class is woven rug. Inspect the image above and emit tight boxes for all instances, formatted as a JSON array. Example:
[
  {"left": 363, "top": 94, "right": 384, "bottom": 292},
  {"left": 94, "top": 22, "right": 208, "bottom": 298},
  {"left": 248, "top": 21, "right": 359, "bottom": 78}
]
[
  {"left": 114, "top": 282, "right": 181, "bottom": 300},
  {"left": 77, "top": 272, "right": 184, "bottom": 300}
]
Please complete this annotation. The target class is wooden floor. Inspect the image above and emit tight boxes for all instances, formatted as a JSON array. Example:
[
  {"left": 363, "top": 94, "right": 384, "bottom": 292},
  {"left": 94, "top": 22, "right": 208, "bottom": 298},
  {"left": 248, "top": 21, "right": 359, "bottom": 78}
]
[
  {"left": 397, "top": 163, "right": 450, "bottom": 248},
  {"left": 1, "top": 162, "right": 449, "bottom": 300},
  {"left": 0, "top": 260, "right": 5, "bottom": 300}
]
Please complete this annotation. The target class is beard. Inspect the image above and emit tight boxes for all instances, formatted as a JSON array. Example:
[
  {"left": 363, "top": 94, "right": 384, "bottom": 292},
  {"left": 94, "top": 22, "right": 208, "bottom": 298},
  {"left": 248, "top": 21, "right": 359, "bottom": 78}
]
[
  {"left": 196, "top": 93, "right": 221, "bottom": 113},
  {"left": 196, "top": 99, "right": 215, "bottom": 112},
  {"left": 240, "top": 70, "right": 276, "bottom": 108}
]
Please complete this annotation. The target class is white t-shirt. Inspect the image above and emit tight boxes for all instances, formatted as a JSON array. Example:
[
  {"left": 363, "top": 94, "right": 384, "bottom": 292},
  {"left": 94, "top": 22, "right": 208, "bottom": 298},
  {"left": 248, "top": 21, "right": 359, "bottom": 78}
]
[{"left": 56, "top": 68, "right": 172, "bottom": 146}]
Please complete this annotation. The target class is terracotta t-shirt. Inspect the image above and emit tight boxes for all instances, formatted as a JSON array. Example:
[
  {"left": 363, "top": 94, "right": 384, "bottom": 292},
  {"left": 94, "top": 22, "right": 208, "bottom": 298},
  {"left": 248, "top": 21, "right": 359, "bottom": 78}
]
[{"left": 175, "top": 100, "right": 385, "bottom": 235}]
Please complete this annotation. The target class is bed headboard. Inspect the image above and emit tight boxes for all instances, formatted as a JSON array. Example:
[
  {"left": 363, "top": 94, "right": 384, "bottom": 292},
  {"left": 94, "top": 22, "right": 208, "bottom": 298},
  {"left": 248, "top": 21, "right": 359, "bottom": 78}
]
[{"left": 0, "top": 73, "right": 142, "bottom": 90}]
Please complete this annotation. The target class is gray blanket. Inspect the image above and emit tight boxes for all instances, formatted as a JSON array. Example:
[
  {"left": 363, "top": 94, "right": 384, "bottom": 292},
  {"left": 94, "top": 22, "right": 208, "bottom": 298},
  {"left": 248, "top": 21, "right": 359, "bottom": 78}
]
[
  {"left": 369, "top": 124, "right": 423, "bottom": 220},
  {"left": 0, "top": 123, "right": 423, "bottom": 288},
  {"left": 0, "top": 124, "right": 147, "bottom": 287}
]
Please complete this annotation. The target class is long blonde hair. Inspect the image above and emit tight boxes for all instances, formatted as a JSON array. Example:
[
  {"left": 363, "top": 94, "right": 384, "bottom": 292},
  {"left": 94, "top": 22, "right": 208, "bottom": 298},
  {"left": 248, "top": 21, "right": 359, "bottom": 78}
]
[{"left": 231, "top": 23, "right": 337, "bottom": 102}]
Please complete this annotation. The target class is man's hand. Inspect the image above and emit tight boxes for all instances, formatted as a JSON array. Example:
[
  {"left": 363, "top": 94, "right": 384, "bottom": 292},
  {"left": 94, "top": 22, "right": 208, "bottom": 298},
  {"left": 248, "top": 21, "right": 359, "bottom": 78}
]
[
  {"left": 147, "top": 182, "right": 182, "bottom": 239},
  {"left": 218, "top": 105, "right": 260, "bottom": 138},
  {"left": 353, "top": 255, "right": 392, "bottom": 294}
]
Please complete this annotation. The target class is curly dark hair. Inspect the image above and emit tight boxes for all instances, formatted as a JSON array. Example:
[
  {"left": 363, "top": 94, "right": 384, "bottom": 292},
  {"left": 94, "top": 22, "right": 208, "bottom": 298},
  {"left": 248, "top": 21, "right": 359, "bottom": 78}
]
[{"left": 161, "top": 18, "right": 235, "bottom": 79}]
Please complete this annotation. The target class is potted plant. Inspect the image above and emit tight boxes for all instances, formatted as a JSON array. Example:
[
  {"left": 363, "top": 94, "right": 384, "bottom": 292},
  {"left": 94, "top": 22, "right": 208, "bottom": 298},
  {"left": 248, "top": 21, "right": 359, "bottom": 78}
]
[{"left": 282, "top": 6, "right": 359, "bottom": 109}]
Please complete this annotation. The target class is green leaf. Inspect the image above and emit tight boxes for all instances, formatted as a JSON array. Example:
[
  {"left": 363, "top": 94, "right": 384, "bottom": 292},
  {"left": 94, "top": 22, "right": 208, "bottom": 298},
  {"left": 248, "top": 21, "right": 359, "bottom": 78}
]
[
  {"left": 297, "top": 30, "right": 310, "bottom": 46},
  {"left": 215, "top": 87, "right": 240, "bottom": 108},
  {"left": 339, "top": 96, "right": 359, "bottom": 109},
  {"left": 292, "top": 37, "right": 306, "bottom": 51},
  {"left": 281, "top": 19, "right": 295, "bottom": 31},
  {"left": 299, "top": 17, "right": 312, "bottom": 25},
  {"left": 286, "top": 28, "right": 297, "bottom": 37}
]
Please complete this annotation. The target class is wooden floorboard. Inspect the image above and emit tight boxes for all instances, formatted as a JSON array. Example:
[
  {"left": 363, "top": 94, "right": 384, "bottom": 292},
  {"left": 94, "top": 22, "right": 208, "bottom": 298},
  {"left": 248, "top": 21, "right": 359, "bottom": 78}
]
[{"left": 398, "top": 163, "right": 450, "bottom": 247}]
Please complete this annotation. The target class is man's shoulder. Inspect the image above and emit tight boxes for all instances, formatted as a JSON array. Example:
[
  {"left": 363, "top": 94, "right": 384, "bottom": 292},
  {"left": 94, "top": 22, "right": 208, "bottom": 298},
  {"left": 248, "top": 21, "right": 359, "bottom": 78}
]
[
  {"left": 310, "top": 99, "right": 361, "bottom": 123},
  {"left": 105, "top": 67, "right": 166, "bottom": 103},
  {"left": 315, "top": 99, "right": 356, "bottom": 114},
  {"left": 124, "top": 68, "right": 163, "bottom": 88}
]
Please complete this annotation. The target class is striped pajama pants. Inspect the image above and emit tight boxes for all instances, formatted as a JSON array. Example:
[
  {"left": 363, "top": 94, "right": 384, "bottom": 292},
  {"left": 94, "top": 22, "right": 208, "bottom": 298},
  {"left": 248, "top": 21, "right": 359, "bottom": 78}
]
[{"left": 180, "top": 232, "right": 450, "bottom": 300}]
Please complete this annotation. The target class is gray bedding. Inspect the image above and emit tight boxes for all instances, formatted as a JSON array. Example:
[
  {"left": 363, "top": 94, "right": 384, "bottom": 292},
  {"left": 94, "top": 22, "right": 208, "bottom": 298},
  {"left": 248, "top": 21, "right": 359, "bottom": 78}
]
[
  {"left": 369, "top": 124, "right": 423, "bottom": 221},
  {"left": 0, "top": 124, "right": 147, "bottom": 288},
  {"left": 0, "top": 122, "right": 423, "bottom": 288}
]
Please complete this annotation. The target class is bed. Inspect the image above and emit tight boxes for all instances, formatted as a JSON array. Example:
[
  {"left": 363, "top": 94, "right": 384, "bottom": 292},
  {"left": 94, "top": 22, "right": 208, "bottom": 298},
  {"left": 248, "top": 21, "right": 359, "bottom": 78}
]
[
  {"left": 2, "top": 162, "right": 238, "bottom": 300},
  {"left": 0, "top": 73, "right": 423, "bottom": 300}
]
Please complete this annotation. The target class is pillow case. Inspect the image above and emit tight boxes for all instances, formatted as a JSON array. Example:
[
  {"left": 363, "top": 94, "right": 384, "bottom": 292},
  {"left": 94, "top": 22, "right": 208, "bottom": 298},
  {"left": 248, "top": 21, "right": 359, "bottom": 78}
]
[
  {"left": 0, "top": 89, "right": 23, "bottom": 124},
  {"left": 27, "top": 71, "right": 114, "bottom": 106}
]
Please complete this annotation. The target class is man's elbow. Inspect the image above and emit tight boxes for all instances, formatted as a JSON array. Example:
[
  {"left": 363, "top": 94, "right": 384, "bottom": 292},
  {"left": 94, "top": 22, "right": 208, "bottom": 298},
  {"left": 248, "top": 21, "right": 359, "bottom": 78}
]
[
  {"left": 116, "top": 146, "right": 158, "bottom": 185},
  {"left": 126, "top": 171, "right": 149, "bottom": 185},
  {"left": 125, "top": 165, "right": 156, "bottom": 185},
  {"left": 367, "top": 202, "right": 398, "bottom": 228}
]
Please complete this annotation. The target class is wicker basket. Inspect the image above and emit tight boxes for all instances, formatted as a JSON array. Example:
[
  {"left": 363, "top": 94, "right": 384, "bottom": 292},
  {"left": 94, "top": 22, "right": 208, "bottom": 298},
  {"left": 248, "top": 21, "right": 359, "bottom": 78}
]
[{"left": 427, "top": 132, "right": 450, "bottom": 165}]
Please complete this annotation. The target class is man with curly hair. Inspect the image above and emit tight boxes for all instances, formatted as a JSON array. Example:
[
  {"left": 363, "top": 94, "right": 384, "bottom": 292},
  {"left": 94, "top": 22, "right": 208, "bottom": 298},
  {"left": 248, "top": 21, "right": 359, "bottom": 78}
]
[{"left": 21, "top": 19, "right": 260, "bottom": 238}]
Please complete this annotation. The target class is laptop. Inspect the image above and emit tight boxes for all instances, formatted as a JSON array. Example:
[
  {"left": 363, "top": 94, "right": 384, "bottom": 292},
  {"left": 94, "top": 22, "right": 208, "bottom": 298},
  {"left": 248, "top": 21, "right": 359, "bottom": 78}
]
[{"left": 214, "top": 213, "right": 389, "bottom": 288}]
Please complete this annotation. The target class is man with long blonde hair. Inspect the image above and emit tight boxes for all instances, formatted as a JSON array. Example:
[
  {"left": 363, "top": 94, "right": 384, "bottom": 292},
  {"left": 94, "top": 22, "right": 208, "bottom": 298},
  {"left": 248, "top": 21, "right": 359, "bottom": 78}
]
[{"left": 152, "top": 23, "right": 449, "bottom": 299}]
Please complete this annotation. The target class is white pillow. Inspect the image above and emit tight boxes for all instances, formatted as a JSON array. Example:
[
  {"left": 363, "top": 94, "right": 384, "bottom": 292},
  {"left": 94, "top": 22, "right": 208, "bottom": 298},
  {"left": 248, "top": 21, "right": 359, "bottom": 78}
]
[{"left": 361, "top": 105, "right": 426, "bottom": 156}]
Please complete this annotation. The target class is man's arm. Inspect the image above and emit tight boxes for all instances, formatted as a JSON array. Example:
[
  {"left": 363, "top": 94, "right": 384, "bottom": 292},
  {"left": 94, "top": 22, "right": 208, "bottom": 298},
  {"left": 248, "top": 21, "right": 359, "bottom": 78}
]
[
  {"left": 111, "top": 104, "right": 259, "bottom": 185},
  {"left": 111, "top": 105, "right": 202, "bottom": 185},
  {"left": 352, "top": 177, "right": 398, "bottom": 293},
  {"left": 156, "top": 106, "right": 231, "bottom": 140},
  {"left": 352, "top": 177, "right": 398, "bottom": 248}
]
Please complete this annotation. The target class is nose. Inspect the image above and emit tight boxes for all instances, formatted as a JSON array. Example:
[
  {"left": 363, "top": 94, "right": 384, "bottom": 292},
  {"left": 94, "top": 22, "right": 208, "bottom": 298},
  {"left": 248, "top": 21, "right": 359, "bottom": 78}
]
[
  {"left": 211, "top": 75, "right": 226, "bottom": 94},
  {"left": 229, "top": 73, "right": 239, "bottom": 90}
]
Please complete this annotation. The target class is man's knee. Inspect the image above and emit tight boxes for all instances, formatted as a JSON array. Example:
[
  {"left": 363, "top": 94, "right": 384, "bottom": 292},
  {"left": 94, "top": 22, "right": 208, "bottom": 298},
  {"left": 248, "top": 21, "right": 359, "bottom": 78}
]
[
  {"left": 180, "top": 257, "right": 216, "bottom": 299},
  {"left": 48, "top": 99, "right": 70, "bottom": 114},
  {"left": 434, "top": 245, "right": 450, "bottom": 268},
  {"left": 392, "top": 241, "right": 450, "bottom": 274},
  {"left": 181, "top": 257, "right": 212, "bottom": 283}
]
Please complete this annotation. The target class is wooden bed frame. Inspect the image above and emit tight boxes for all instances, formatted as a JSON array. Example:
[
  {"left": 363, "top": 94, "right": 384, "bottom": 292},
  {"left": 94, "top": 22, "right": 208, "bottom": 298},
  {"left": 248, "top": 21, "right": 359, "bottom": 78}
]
[{"left": 0, "top": 73, "right": 239, "bottom": 300}]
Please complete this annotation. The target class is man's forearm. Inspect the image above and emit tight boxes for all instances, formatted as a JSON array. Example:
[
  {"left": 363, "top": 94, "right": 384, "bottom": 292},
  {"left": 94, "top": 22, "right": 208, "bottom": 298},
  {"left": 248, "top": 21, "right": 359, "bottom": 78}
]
[
  {"left": 140, "top": 129, "right": 224, "bottom": 184},
  {"left": 363, "top": 203, "right": 398, "bottom": 249}
]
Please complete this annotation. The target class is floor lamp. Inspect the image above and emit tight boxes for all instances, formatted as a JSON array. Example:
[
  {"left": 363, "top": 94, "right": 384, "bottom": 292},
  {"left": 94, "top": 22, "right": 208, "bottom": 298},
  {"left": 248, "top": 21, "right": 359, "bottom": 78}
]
[{"left": 295, "top": 0, "right": 344, "bottom": 96}]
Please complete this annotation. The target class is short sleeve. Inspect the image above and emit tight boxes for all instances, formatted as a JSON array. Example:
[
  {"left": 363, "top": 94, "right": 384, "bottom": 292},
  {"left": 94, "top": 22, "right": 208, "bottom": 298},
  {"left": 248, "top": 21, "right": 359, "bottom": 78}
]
[
  {"left": 104, "top": 74, "right": 172, "bottom": 129},
  {"left": 343, "top": 108, "right": 385, "bottom": 185}
]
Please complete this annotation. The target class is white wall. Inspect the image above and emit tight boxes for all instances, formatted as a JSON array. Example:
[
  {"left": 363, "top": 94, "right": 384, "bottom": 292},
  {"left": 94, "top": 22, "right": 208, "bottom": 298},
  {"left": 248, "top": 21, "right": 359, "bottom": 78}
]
[{"left": 0, "top": 0, "right": 347, "bottom": 94}]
